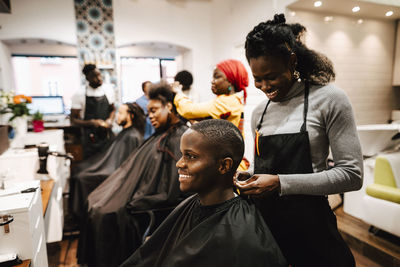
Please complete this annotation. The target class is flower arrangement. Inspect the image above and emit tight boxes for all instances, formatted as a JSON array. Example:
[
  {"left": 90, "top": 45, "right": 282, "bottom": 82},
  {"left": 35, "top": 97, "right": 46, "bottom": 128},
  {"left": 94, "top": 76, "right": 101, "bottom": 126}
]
[{"left": 0, "top": 90, "right": 32, "bottom": 121}]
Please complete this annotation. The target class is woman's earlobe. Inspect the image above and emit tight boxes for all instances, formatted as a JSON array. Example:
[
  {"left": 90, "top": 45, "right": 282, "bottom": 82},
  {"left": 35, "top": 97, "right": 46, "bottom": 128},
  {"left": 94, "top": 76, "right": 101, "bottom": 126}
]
[{"left": 289, "top": 53, "right": 297, "bottom": 72}]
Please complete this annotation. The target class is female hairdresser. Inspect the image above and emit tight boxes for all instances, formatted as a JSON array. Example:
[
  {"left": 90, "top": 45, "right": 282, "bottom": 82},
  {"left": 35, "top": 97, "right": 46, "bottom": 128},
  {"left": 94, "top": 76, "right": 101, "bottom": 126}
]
[{"left": 234, "top": 14, "right": 363, "bottom": 267}]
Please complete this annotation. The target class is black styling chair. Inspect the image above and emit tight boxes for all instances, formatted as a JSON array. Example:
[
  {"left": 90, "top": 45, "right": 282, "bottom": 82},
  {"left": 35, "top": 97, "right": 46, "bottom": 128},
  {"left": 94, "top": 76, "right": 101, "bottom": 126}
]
[{"left": 138, "top": 207, "right": 176, "bottom": 243}]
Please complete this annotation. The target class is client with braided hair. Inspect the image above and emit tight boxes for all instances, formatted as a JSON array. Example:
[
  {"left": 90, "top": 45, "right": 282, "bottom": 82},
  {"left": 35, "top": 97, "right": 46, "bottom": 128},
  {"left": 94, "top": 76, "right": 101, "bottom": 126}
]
[{"left": 70, "top": 102, "right": 145, "bottom": 222}]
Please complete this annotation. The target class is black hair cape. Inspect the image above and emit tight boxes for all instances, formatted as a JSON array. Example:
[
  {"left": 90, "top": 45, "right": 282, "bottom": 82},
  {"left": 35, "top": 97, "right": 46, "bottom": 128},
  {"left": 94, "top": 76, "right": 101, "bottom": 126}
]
[
  {"left": 121, "top": 194, "right": 287, "bottom": 267},
  {"left": 70, "top": 126, "right": 143, "bottom": 220},
  {"left": 77, "top": 122, "right": 189, "bottom": 267}
]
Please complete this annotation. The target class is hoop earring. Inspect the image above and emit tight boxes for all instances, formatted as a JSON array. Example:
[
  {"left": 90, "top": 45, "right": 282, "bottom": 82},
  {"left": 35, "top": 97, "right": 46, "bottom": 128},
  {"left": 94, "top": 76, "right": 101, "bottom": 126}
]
[{"left": 293, "top": 70, "right": 301, "bottom": 82}]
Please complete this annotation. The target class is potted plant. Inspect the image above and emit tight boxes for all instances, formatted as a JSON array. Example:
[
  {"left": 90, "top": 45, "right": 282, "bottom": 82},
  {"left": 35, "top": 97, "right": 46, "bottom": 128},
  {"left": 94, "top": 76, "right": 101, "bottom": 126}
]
[{"left": 32, "top": 111, "right": 44, "bottom": 132}]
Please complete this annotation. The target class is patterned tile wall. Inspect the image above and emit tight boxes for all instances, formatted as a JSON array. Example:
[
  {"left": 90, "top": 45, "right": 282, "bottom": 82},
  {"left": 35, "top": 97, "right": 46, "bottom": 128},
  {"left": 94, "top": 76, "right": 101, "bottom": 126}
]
[{"left": 74, "top": 0, "right": 117, "bottom": 88}]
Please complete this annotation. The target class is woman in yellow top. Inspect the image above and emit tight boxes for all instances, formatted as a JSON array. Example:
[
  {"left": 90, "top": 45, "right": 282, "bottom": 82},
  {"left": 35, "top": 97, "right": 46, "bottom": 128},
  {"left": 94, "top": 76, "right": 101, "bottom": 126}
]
[
  {"left": 174, "top": 59, "right": 249, "bottom": 170},
  {"left": 174, "top": 59, "right": 249, "bottom": 128}
]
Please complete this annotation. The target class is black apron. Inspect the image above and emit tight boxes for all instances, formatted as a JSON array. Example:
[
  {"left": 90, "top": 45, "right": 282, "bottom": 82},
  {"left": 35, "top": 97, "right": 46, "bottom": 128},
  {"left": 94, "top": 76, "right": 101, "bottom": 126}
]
[
  {"left": 253, "top": 82, "right": 355, "bottom": 267},
  {"left": 82, "top": 94, "right": 113, "bottom": 159}
]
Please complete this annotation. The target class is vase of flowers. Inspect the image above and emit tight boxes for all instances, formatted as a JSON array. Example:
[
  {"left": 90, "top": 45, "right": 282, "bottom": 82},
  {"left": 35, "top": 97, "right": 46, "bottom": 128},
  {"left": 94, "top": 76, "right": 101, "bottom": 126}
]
[
  {"left": 0, "top": 90, "right": 32, "bottom": 137},
  {"left": 32, "top": 111, "right": 44, "bottom": 132},
  {"left": 13, "top": 116, "right": 28, "bottom": 136}
]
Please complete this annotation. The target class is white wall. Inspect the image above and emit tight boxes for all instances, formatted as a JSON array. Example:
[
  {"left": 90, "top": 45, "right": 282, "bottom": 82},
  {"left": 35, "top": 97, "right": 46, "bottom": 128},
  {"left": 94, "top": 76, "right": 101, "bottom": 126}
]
[
  {"left": 288, "top": 11, "right": 396, "bottom": 125},
  {"left": 210, "top": 0, "right": 296, "bottom": 63},
  {"left": 118, "top": 44, "right": 187, "bottom": 59},
  {"left": 0, "top": 41, "right": 13, "bottom": 91},
  {"left": 0, "top": 0, "right": 77, "bottom": 44},
  {"left": 113, "top": 0, "right": 214, "bottom": 101}
]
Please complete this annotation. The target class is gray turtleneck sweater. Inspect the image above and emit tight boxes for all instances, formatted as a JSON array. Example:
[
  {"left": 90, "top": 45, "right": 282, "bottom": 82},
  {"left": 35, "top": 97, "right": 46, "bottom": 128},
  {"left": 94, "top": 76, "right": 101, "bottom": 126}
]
[{"left": 249, "top": 81, "right": 363, "bottom": 196}]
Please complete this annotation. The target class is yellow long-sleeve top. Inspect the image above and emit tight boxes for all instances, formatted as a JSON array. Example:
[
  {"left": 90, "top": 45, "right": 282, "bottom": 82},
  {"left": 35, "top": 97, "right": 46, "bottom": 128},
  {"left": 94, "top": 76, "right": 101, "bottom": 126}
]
[{"left": 174, "top": 93, "right": 244, "bottom": 127}]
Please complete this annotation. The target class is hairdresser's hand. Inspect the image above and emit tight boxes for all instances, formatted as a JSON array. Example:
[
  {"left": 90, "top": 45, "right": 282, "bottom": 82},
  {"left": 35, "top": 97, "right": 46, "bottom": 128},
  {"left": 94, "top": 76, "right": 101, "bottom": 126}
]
[
  {"left": 91, "top": 119, "right": 110, "bottom": 128},
  {"left": 234, "top": 171, "right": 251, "bottom": 183},
  {"left": 171, "top": 81, "right": 183, "bottom": 94},
  {"left": 235, "top": 174, "right": 280, "bottom": 196},
  {"left": 90, "top": 119, "right": 103, "bottom": 128}
]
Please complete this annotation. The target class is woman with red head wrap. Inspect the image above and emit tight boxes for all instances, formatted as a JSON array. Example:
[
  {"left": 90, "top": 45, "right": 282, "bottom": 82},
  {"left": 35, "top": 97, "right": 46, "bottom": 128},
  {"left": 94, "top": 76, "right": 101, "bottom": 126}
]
[
  {"left": 173, "top": 59, "right": 249, "bottom": 170},
  {"left": 173, "top": 59, "right": 248, "bottom": 128},
  {"left": 216, "top": 59, "right": 249, "bottom": 103}
]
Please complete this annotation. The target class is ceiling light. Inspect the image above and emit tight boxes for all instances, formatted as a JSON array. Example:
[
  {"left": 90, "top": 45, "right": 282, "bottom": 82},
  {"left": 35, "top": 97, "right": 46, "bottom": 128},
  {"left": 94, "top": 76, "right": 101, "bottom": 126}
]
[
  {"left": 352, "top": 6, "right": 360, "bottom": 12},
  {"left": 290, "top": 11, "right": 296, "bottom": 17},
  {"left": 357, "top": 19, "right": 363, "bottom": 24},
  {"left": 314, "top": 1, "right": 322, "bottom": 7},
  {"left": 385, "top": 11, "right": 393, "bottom": 17},
  {"left": 324, "top": 16, "right": 333, "bottom": 22}
]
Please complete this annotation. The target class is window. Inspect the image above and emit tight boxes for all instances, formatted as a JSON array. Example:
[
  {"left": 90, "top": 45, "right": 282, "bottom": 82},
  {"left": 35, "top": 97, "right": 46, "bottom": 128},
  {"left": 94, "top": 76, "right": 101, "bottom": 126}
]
[
  {"left": 120, "top": 57, "right": 177, "bottom": 103},
  {"left": 12, "top": 55, "right": 81, "bottom": 112}
]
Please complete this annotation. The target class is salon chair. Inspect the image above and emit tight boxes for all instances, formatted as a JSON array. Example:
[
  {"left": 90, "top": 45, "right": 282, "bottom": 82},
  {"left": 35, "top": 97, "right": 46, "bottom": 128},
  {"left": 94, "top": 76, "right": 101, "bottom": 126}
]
[{"left": 363, "top": 153, "right": 400, "bottom": 237}]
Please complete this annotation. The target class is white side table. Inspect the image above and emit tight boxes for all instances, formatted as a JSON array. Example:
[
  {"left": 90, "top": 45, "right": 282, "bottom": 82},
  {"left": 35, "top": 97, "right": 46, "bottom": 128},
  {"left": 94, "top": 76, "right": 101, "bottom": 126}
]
[{"left": 0, "top": 181, "right": 48, "bottom": 267}]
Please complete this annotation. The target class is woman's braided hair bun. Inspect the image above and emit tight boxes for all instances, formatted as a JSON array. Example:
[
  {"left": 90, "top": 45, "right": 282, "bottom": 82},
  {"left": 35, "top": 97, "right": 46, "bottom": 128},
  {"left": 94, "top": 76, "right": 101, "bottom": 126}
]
[
  {"left": 245, "top": 13, "right": 335, "bottom": 85},
  {"left": 272, "top": 13, "right": 286, "bottom": 25}
]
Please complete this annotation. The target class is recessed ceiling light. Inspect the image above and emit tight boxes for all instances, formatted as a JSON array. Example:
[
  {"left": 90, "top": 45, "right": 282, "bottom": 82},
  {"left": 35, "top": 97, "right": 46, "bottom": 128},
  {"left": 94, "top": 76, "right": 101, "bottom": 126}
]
[
  {"left": 352, "top": 6, "right": 360, "bottom": 12},
  {"left": 385, "top": 11, "right": 393, "bottom": 17},
  {"left": 290, "top": 11, "right": 296, "bottom": 17},
  {"left": 357, "top": 19, "right": 363, "bottom": 24},
  {"left": 324, "top": 16, "right": 333, "bottom": 22},
  {"left": 314, "top": 1, "right": 322, "bottom": 7}
]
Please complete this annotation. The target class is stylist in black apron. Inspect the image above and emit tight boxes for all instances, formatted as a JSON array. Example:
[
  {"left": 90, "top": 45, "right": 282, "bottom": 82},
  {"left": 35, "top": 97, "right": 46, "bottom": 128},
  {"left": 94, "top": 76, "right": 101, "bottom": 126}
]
[
  {"left": 82, "top": 93, "right": 113, "bottom": 158},
  {"left": 71, "top": 64, "right": 115, "bottom": 159},
  {"left": 235, "top": 14, "right": 363, "bottom": 267}
]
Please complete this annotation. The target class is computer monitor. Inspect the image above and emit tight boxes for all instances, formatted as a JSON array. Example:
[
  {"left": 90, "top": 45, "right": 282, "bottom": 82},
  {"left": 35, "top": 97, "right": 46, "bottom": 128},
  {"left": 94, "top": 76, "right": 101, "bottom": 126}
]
[{"left": 28, "top": 96, "right": 65, "bottom": 115}]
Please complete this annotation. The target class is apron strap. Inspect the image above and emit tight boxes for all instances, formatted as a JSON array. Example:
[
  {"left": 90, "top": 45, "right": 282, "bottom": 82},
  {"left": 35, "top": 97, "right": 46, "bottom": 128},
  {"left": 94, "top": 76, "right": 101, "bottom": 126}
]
[
  {"left": 256, "top": 81, "right": 310, "bottom": 133},
  {"left": 300, "top": 81, "right": 310, "bottom": 133},
  {"left": 256, "top": 100, "right": 271, "bottom": 132}
]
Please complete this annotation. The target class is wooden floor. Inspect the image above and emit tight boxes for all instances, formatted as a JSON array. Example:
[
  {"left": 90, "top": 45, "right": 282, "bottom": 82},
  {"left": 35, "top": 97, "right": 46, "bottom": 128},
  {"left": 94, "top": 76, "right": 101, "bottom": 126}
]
[
  {"left": 47, "top": 237, "right": 79, "bottom": 267},
  {"left": 335, "top": 206, "right": 400, "bottom": 267},
  {"left": 46, "top": 206, "right": 400, "bottom": 266}
]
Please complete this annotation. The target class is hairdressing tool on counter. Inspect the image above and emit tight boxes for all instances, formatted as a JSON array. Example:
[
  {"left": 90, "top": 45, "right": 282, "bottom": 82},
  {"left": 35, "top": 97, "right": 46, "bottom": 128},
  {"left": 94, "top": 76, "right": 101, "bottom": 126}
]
[
  {"left": 0, "top": 187, "right": 39, "bottom": 198},
  {"left": 36, "top": 142, "right": 73, "bottom": 175}
]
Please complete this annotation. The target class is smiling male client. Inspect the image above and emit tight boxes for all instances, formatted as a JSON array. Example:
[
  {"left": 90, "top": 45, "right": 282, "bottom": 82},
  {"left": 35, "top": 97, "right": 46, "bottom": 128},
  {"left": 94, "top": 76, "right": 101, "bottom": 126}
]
[{"left": 120, "top": 119, "right": 287, "bottom": 267}]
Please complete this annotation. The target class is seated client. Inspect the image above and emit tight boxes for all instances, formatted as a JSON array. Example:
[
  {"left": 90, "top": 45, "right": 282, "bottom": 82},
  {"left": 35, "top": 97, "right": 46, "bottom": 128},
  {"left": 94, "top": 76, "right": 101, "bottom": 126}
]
[
  {"left": 77, "top": 82, "right": 190, "bottom": 267},
  {"left": 121, "top": 119, "right": 287, "bottom": 267},
  {"left": 70, "top": 102, "right": 145, "bottom": 220}
]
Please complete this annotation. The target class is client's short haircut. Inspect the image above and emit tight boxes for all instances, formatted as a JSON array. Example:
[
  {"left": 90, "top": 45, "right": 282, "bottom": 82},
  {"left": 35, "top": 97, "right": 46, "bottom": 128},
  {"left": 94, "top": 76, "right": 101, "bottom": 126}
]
[
  {"left": 148, "top": 81, "right": 177, "bottom": 113},
  {"left": 191, "top": 119, "right": 244, "bottom": 172}
]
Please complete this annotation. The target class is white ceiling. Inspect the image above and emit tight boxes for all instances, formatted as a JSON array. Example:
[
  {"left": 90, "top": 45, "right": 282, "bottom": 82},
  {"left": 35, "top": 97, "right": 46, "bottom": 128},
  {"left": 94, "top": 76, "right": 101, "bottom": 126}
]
[{"left": 287, "top": 0, "right": 400, "bottom": 20}]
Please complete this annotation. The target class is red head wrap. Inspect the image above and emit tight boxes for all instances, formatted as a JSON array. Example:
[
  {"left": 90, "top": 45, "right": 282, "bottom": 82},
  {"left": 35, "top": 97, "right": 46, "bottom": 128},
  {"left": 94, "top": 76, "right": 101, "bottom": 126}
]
[{"left": 216, "top": 59, "right": 249, "bottom": 104}]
